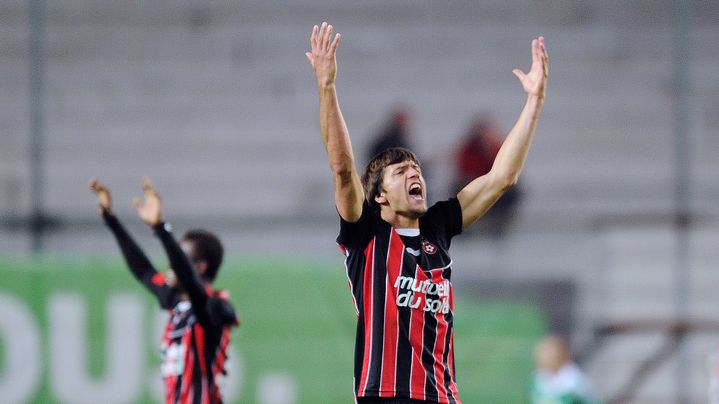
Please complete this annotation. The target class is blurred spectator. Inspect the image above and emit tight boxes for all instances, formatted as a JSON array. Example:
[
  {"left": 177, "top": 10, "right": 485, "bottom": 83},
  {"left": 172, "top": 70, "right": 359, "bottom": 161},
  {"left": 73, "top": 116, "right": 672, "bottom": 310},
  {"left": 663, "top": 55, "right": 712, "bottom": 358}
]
[
  {"left": 453, "top": 117, "right": 522, "bottom": 237},
  {"left": 530, "top": 335, "right": 602, "bottom": 404},
  {"left": 367, "top": 106, "right": 412, "bottom": 161}
]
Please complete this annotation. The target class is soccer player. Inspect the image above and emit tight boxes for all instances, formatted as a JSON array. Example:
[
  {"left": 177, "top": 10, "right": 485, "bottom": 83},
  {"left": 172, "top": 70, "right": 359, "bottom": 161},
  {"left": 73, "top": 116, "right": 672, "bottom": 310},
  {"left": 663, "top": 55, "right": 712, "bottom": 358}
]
[
  {"left": 90, "top": 178, "right": 239, "bottom": 404},
  {"left": 305, "top": 22, "right": 548, "bottom": 403}
]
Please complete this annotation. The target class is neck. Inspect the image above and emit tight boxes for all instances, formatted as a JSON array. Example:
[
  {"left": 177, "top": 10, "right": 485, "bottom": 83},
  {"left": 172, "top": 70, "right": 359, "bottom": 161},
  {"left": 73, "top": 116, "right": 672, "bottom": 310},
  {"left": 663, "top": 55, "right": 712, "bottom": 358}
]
[{"left": 380, "top": 208, "right": 420, "bottom": 229}]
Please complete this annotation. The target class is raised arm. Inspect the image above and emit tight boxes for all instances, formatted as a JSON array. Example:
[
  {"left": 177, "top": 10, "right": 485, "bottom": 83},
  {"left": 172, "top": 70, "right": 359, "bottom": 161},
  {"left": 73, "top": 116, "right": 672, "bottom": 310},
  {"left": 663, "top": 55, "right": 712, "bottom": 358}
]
[
  {"left": 457, "top": 36, "right": 548, "bottom": 230},
  {"left": 306, "top": 22, "right": 364, "bottom": 222},
  {"left": 133, "top": 178, "right": 212, "bottom": 320},
  {"left": 90, "top": 179, "right": 172, "bottom": 307}
]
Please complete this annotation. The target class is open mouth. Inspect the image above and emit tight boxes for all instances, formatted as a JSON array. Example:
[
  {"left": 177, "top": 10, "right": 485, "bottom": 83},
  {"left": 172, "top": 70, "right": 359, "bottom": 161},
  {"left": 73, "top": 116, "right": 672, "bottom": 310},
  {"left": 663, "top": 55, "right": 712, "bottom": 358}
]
[{"left": 408, "top": 183, "right": 423, "bottom": 199}]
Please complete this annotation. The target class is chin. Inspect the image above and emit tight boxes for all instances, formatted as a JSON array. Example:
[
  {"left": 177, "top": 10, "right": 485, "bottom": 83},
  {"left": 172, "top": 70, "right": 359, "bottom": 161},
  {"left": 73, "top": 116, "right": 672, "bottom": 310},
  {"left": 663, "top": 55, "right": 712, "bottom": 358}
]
[{"left": 410, "top": 205, "right": 428, "bottom": 217}]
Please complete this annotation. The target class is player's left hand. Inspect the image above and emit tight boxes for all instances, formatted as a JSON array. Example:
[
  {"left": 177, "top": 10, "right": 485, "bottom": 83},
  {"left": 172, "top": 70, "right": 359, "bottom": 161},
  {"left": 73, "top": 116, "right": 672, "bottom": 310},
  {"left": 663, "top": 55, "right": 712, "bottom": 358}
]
[
  {"left": 133, "top": 177, "right": 163, "bottom": 226},
  {"left": 512, "top": 36, "right": 548, "bottom": 99}
]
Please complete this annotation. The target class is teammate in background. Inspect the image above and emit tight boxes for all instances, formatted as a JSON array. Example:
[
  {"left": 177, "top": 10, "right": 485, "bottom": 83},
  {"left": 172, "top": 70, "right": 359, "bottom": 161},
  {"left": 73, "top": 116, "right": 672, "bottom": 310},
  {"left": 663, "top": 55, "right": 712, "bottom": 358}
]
[
  {"left": 530, "top": 335, "right": 601, "bottom": 404},
  {"left": 306, "top": 22, "right": 547, "bottom": 404},
  {"left": 90, "top": 178, "right": 238, "bottom": 404}
]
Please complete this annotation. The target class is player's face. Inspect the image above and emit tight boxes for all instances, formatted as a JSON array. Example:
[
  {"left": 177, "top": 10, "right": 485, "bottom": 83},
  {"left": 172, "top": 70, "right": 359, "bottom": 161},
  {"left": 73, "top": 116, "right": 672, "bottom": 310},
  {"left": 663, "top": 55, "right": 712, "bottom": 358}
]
[
  {"left": 181, "top": 239, "right": 197, "bottom": 262},
  {"left": 376, "top": 160, "right": 427, "bottom": 218},
  {"left": 180, "top": 239, "right": 208, "bottom": 279}
]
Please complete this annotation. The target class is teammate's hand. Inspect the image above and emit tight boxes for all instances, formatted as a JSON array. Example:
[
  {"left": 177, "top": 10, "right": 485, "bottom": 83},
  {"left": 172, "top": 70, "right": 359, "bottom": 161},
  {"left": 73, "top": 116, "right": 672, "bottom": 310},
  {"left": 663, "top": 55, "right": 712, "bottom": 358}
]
[
  {"left": 306, "top": 22, "right": 341, "bottom": 88},
  {"left": 133, "top": 177, "right": 163, "bottom": 226},
  {"left": 89, "top": 179, "right": 112, "bottom": 215},
  {"left": 512, "top": 37, "right": 548, "bottom": 99}
]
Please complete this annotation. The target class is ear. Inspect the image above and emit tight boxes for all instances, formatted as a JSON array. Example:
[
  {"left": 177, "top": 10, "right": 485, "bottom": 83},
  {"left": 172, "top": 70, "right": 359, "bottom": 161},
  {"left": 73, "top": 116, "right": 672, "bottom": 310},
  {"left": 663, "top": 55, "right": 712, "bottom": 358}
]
[
  {"left": 374, "top": 191, "right": 387, "bottom": 205},
  {"left": 194, "top": 260, "right": 208, "bottom": 276}
]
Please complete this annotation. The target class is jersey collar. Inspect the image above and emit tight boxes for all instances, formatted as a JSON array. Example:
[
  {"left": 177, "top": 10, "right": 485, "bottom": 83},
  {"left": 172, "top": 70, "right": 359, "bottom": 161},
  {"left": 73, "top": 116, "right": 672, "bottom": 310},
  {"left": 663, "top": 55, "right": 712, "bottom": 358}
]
[{"left": 395, "top": 228, "right": 420, "bottom": 237}]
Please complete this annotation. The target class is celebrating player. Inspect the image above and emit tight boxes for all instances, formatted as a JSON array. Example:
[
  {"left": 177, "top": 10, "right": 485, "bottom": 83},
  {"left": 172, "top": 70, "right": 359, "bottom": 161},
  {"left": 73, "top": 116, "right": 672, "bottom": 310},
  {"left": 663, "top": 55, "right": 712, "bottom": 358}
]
[
  {"left": 306, "top": 22, "right": 548, "bottom": 403},
  {"left": 90, "top": 178, "right": 239, "bottom": 404}
]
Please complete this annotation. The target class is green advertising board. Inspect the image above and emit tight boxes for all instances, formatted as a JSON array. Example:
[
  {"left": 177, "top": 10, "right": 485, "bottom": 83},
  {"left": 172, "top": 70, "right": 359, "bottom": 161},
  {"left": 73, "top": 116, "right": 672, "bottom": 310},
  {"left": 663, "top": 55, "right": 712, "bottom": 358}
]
[{"left": 0, "top": 256, "right": 546, "bottom": 403}]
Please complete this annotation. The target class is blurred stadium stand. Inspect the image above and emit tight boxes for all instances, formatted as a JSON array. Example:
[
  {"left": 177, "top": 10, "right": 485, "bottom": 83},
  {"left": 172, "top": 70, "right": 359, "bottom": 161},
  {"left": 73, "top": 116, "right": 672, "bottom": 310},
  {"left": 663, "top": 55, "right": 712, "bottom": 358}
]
[{"left": 1, "top": 0, "right": 718, "bottom": 402}]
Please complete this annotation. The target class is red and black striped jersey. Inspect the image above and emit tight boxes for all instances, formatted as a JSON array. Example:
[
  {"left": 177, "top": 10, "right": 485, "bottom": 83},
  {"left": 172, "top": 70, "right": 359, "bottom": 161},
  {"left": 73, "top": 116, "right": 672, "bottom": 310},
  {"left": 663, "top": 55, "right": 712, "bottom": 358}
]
[
  {"left": 337, "top": 198, "right": 463, "bottom": 404},
  {"left": 159, "top": 288, "right": 237, "bottom": 404},
  {"left": 103, "top": 213, "right": 239, "bottom": 404}
]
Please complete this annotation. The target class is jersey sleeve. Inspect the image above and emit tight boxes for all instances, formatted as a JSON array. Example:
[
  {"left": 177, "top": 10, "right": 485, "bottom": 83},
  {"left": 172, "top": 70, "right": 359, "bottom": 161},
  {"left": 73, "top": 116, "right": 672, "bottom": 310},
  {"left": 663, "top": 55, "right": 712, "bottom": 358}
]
[
  {"left": 420, "top": 198, "right": 463, "bottom": 249},
  {"left": 336, "top": 202, "right": 375, "bottom": 251},
  {"left": 102, "top": 212, "right": 175, "bottom": 309}
]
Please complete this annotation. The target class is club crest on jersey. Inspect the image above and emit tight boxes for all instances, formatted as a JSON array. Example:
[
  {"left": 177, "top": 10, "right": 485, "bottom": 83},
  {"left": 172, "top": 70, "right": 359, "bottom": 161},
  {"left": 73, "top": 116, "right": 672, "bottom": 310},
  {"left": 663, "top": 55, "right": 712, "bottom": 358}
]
[{"left": 422, "top": 241, "right": 438, "bottom": 255}]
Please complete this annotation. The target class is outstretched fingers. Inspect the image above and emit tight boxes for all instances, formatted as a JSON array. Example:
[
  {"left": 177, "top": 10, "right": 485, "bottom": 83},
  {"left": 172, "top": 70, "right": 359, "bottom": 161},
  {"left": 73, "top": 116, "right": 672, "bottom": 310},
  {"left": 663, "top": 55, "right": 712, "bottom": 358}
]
[
  {"left": 512, "top": 36, "right": 549, "bottom": 97},
  {"left": 532, "top": 38, "right": 541, "bottom": 65},
  {"left": 88, "top": 178, "right": 103, "bottom": 193},
  {"left": 141, "top": 176, "right": 158, "bottom": 196},
  {"left": 307, "top": 24, "right": 319, "bottom": 64},
  {"left": 308, "top": 22, "right": 339, "bottom": 67},
  {"left": 528, "top": 36, "right": 549, "bottom": 75},
  {"left": 539, "top": 36, "right": 548, "bottom": 60},
  {"left": 134, "top": 177, "right": 162, "bottom": 225},
  {"left": 514, "top": 37, "right": 539, "bottom": 81},
  {"left": 310, "top": 24, "right": 318, "bottom": 48},
  {"left": 324, "top": 24, "right": 334, "bottom": 51},
  {"left": 134, "top": 176, "right": 158, "bottom": 210},
  {"left": 312, "top": 22, "right": 339, "bottom": 54},
  {"left": 533, "top": 37, "right": 547, "bottom": 63},
  {"left": 330, "top": 32, "right": 341, "bottom": 53},
  {"left": 307, "top": 21, "right": 340, "bottom": 86},
  {"left": 88, "top": 178, "right": 112, "bottom": 212},
  {"left": 318, "top": 22, "right": 328, "bottom": 50},
  {"left": 539, "top": 37, "right": 549, "bottom": 76}
]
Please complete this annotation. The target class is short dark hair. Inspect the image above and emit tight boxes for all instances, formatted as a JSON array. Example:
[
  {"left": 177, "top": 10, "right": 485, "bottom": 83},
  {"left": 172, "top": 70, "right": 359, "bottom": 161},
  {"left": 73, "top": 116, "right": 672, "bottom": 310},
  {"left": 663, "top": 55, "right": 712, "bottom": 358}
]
[
  {"left": 182, "top": 229, "right": 224, "bottom": 282},
  {"left": 361, "top": 147, "right": 420, "bottom": 209}
]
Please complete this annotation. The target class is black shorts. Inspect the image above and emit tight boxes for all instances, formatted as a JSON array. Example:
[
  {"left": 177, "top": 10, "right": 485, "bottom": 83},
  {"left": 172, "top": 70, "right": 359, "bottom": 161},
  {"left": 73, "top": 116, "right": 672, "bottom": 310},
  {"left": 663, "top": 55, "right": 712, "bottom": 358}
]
[{"left": 357, "top": 397, "right": 439, "bottom": 404}]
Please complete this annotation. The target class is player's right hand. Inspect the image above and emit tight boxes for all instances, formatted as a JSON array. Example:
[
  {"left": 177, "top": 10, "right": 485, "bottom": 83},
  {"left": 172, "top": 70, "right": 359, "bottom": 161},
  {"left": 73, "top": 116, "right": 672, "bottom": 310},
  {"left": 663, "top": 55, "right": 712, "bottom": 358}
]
[
  {"left": 89, "top": 179, "right": 112, "bottom": 214},
  {"left": 306, "top": 22, "right": 341, "bottom": 88}
]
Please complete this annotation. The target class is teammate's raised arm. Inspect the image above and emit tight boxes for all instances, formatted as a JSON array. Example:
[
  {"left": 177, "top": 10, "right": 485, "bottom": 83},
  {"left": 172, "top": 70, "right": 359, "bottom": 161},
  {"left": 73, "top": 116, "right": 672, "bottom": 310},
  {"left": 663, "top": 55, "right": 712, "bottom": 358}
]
[
  {"left": 457, "top": 36, "right": 548, "bottom": 230},
  {"left": 90, "top": 178, "right": 174, "bottom": 307},
  {"left": 133, "top": 178, "right": 218, "bottom": 324},
  {"left": 104, "top": 177, "right": 237, "bottom": 401},
  {"left": 133, "top": 178, "right": 204, "bottom": 293},
  {"left": 306, "top": 22, "right": 364, "bottom": 223}
]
